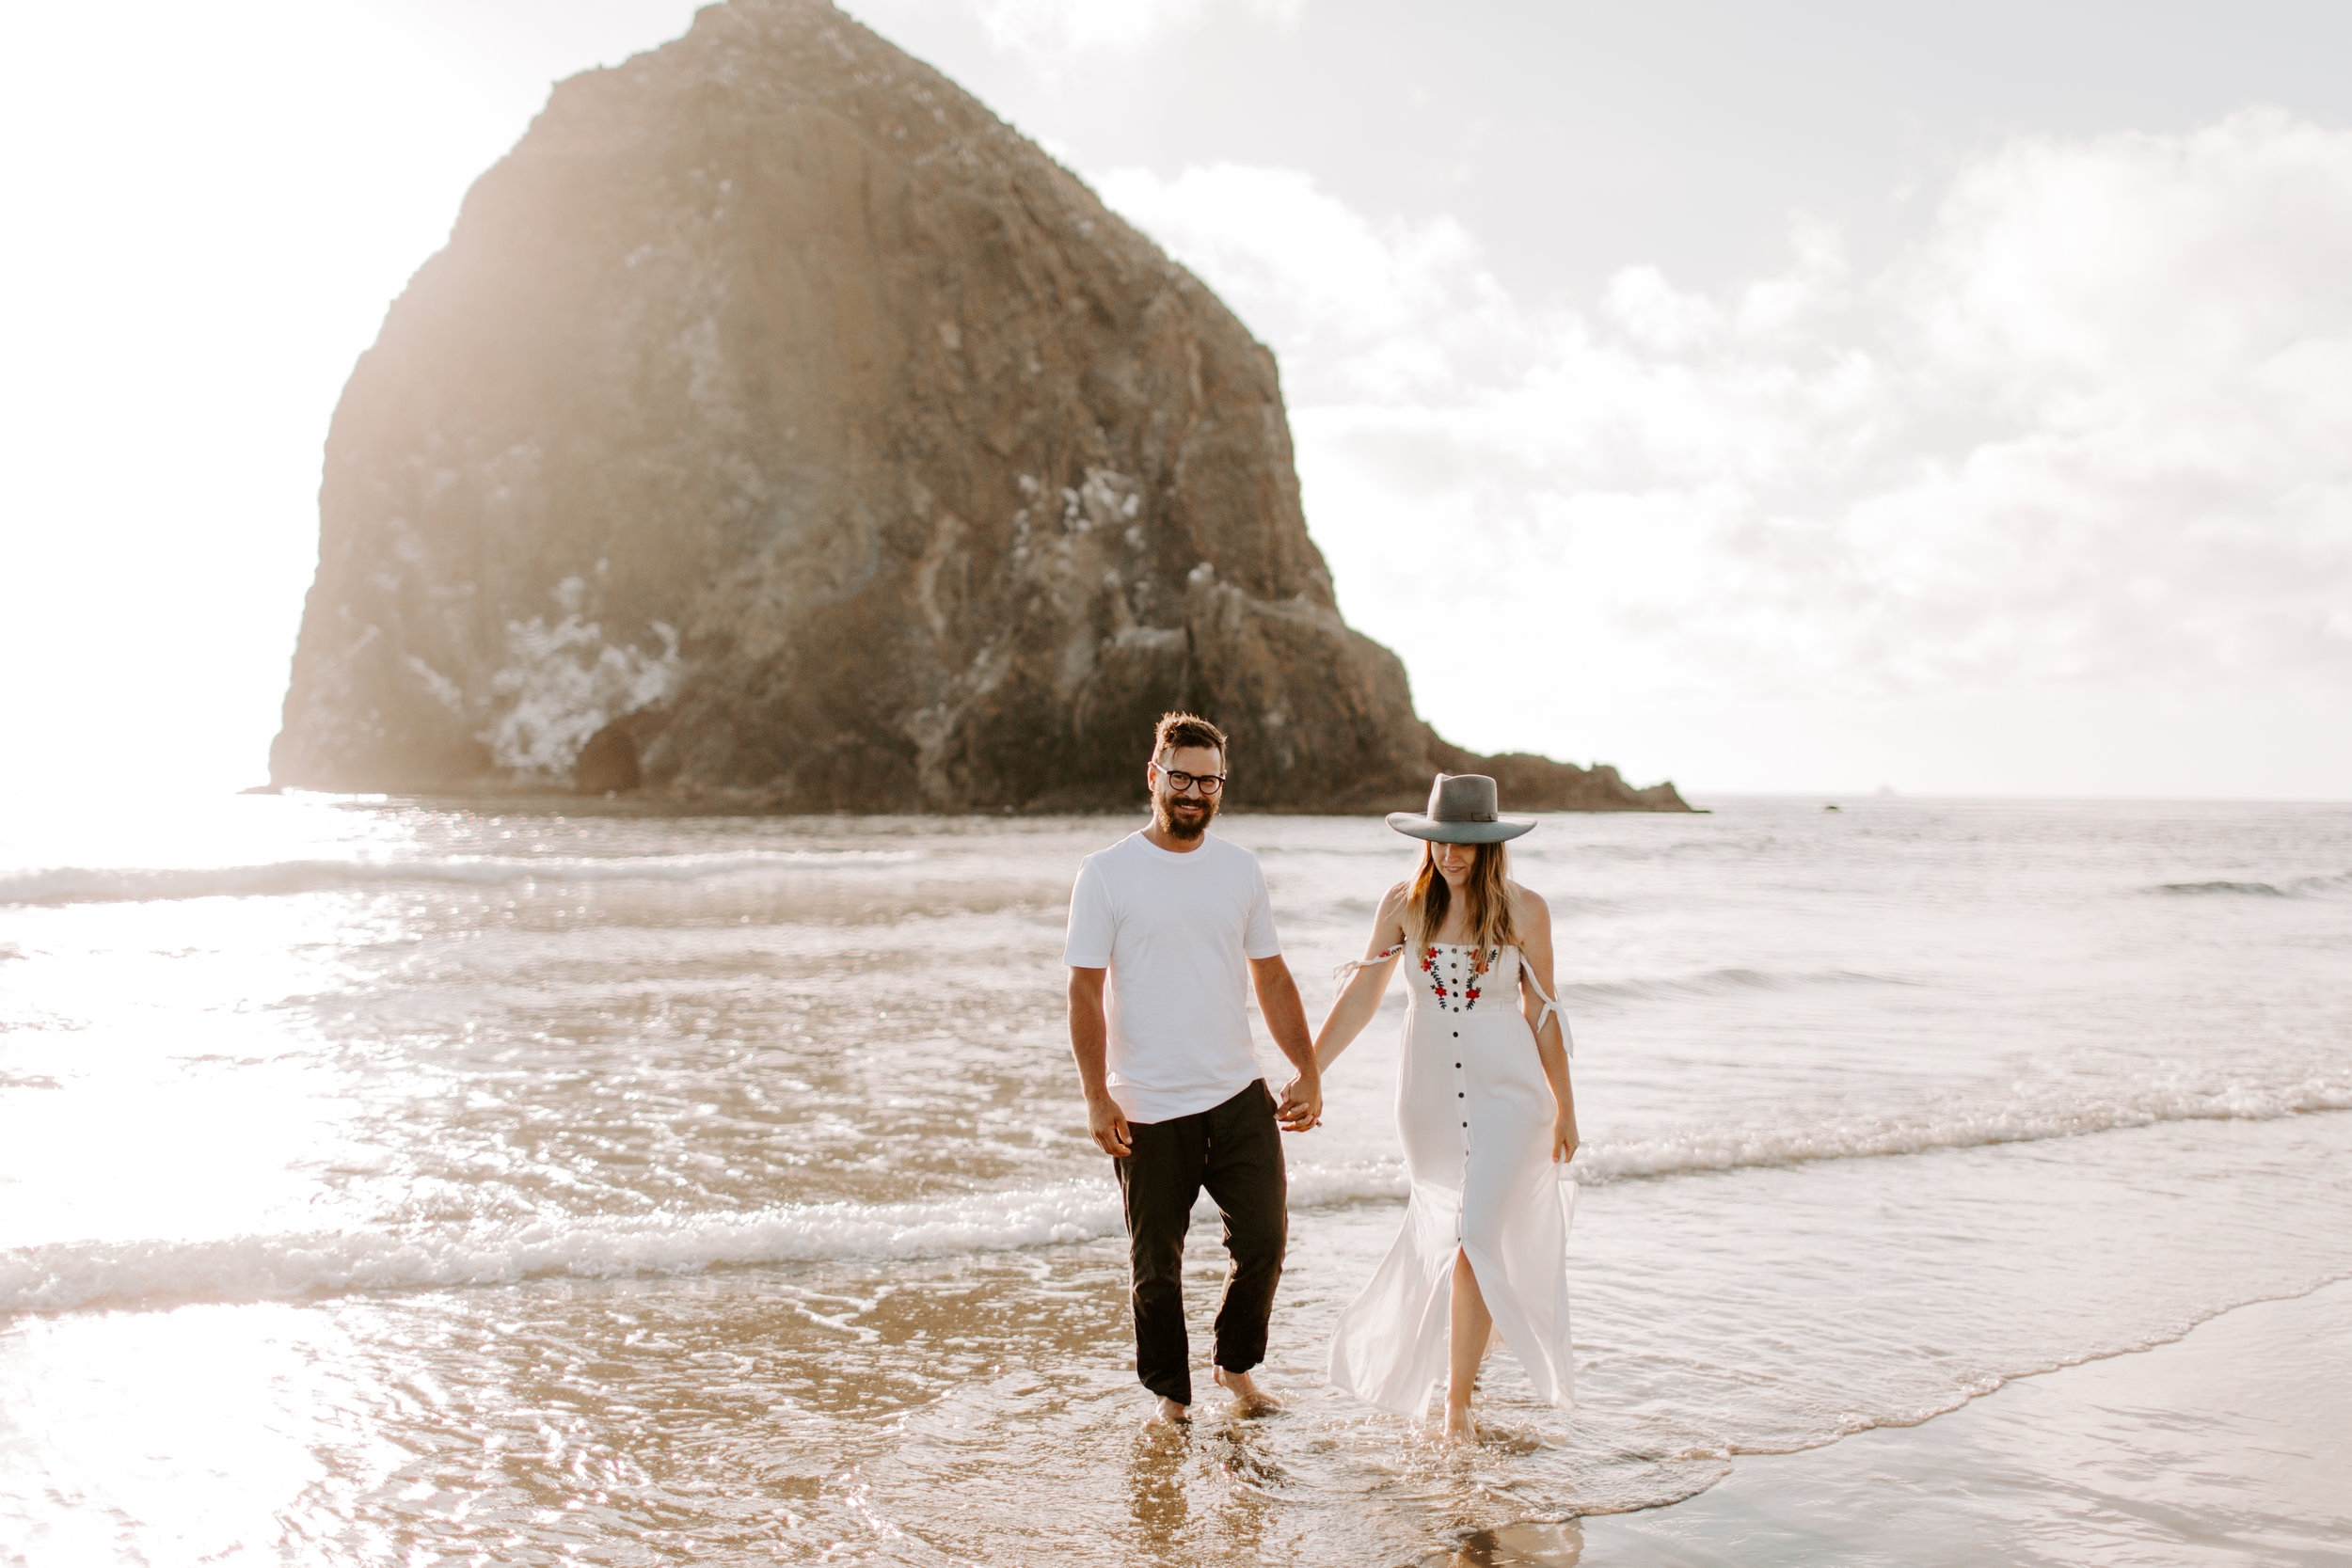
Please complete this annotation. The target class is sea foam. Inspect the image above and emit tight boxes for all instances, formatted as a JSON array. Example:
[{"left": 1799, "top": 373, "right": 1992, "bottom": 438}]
[
  {"left": 9, "top": 1080, "right": 2344, "bottom": 1315},
  {"left": 0, "top": 850, "right": 927, "bottom": 907},
  {"left": 0, "top": 1163, "right": 1416, "bottom": 1316},
  {"left": 0, "top": 1182, "right": 1134, "bottom": 1315}
]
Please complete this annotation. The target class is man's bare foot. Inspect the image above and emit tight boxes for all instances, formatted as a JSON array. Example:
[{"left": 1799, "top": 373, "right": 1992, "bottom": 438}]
[
  {"left": 1149, "top": 1395, "right": 1189, "bottom": 1425},
  {"left": 1440, "top": 1403, "right": 1477, "bottom": 1445},
  {"left": 1213, "top": 1366, "right": 1281, "bottom": 1414}
]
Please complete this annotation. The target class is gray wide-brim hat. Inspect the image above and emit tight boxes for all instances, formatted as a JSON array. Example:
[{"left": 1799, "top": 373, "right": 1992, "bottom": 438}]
[{"left": 1385, "top": 773, "right": 1536, "bottom": 843}]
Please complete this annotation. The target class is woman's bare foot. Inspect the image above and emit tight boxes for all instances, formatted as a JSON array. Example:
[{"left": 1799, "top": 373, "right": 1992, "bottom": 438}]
[
  {"left": 1212, "top": 1366, "right": 1281, "bottom": 1414},
  {"left": 1440, "top": 1402, "right": 1477, "bottom": 1445},
  {"left": 1149, "top": 1395, "right": 1189, "bottom": 1425}
]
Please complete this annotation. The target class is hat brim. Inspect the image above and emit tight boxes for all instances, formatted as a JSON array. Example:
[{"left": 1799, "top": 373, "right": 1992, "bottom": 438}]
[{"left": 1384, "top": 813, "right": 1537, "bottom": 843}]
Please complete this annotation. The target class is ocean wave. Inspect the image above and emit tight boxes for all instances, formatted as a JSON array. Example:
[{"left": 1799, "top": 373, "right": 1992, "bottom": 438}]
[
  {"left": 1562, "top": 967, "right": 1909, "bottom": 1004},
  {"left": 1583, "top": 1075, "right": 2352, "bottom": 1183},
  {"left": 2152, "top": 870, "right": 2352, "bottom": 899},
  {"left": 11, "top": 1085, "right": 2347, "bottom": 1315},
  {"left": 0, "top": 1182, "right": 1136, "bottom": 1316},
  {"left": 0, "top": 1164, "right": 1406, "bottom": 1317},
  {"left": 0, "top": 850, "right": 928, "bottom": 908}
]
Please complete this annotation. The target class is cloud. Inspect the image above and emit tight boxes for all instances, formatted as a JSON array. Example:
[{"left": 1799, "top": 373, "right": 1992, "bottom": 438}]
[{"left": 1092, "top": 111, "right": 2352, "bottom": 757}]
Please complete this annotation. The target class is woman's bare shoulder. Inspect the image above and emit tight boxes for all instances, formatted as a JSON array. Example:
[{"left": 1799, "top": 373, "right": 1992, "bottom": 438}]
[
  {"left": 1371, "top": 880, "right": 1413, "bottom": 937},
  {"left": 1508, "top": 880, "right": 1552, "bottom": 926}
]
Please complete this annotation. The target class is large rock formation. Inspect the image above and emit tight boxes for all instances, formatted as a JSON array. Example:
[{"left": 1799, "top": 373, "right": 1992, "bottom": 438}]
[{"left": 270, "top": 0, "right": 1688, "bottom": 815}]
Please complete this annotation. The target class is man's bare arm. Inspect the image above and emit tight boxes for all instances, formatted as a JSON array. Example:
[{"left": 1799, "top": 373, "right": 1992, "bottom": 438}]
[
  {"left": 1067, "top": 966, "right": 1130, "bottom": 1157},
  {"left": 1248, "top": 955, "right": 1322, "bottom": 1132}
]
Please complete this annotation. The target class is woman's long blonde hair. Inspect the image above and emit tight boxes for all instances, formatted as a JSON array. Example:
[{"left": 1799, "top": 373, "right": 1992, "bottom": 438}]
[{"left": 1404, "top": 839, "right": 1521, "bottom": 965}]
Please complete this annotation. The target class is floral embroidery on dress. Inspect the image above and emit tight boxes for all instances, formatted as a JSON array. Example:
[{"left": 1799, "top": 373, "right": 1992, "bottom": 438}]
[{"left": 1422, "top": 943, "right": 1499, "bottom": 1014}]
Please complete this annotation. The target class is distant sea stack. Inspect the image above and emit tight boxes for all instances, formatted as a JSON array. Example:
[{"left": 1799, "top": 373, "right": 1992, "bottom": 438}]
[{"left": 270, "top": 0, "right": 1689, "bottom": 815}]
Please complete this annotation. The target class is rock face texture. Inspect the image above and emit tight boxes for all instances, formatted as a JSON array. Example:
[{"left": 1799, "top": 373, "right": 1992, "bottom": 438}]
[{"left": 271, "top": 0, "right": 1688, "bottom": 815}]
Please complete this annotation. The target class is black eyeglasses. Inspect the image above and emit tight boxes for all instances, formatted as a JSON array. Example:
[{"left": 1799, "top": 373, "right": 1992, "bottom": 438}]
[{"left": 1152, "top": 764, "right": 1227, "bottom": 796}]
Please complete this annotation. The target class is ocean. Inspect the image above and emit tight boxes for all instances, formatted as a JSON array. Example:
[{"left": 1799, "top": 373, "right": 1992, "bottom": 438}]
[{"left": 3, "top": 792, "right": 2348, "bottom": 1565}]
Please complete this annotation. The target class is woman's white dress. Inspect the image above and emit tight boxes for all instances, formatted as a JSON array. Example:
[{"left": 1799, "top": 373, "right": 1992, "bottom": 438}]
[{"left": 1327, "top": 942, "right": 1576, "bottom": 1416}]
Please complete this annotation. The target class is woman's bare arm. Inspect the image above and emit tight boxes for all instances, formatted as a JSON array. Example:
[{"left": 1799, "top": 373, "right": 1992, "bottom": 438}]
[
  {"left": 1516, "top": 886, "right": 1579, "bottom": 1163},
  {"left": 1311, "top": 882, "right": 1410, "bottom": 1073}
]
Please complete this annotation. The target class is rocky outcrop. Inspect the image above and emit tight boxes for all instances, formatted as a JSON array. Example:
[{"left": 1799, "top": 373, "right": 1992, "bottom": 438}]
[{"left": 269, "top": 0, "right": 1688, "bottom": 815}]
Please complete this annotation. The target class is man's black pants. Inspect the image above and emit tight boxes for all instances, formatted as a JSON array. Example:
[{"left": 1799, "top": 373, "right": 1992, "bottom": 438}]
[{"left": 1114, "top": 1080, "right": 1288, "bottom": 1407}]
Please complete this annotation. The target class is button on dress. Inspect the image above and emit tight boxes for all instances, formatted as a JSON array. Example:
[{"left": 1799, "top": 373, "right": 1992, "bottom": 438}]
[{"left": 1327, "top": 942, "right": 1576, "bottom": 1416}]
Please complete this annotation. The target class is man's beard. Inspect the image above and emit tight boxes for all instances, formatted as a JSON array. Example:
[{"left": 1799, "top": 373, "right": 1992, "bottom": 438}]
[{"left": 1153, "top": 791, "right": 1218, "bottom": 841}]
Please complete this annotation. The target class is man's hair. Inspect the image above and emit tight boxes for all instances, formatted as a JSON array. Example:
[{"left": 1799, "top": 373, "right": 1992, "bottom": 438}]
[{"left": 1152, "top": 711, "right": 1228, "bottom": 760}]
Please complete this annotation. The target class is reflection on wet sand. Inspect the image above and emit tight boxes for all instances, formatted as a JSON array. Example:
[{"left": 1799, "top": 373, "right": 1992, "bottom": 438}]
[
  {"left": 1126, "top": 1426, "right": 1189, "bottom": 1560},
  {"left": 1415, "top": 1520, "right": 1585, "bottom": 1566}
]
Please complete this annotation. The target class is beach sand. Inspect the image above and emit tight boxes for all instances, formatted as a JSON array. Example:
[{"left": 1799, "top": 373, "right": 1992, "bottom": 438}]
[{"left": 1520, "top": 1276, "right": 2352, "bottom": 1567}]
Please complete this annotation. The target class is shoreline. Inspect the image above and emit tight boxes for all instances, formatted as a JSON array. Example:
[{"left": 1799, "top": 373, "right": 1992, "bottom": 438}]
[{"left": 1564, "top": 1275, "right": 2352, "bottom": 1567}]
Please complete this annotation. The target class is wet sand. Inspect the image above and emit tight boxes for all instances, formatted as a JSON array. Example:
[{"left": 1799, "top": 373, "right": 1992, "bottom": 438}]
[{"left": 1562, "top": 1276, "right": 2352, "bottom": 1568}]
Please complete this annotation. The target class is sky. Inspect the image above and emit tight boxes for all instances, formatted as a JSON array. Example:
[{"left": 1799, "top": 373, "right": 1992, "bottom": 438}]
[{"left": 4, "top": 0, "right": 2349, "bottom": 799}]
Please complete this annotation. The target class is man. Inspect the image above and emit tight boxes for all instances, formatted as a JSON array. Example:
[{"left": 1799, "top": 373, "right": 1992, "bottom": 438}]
[{"left": 1063, "top": 711, "right": 1322, "bottom": 1423}]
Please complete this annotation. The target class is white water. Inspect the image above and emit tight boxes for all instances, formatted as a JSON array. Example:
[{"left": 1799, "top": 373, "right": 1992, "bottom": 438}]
[{"left": 2, "top": 793, "right": 2348, "bottom": 1563}]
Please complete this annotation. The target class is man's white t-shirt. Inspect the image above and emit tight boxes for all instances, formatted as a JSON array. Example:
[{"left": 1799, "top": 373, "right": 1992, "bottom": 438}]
[{"left": 1062, "top": 829, "right": 1282, "bottom": 1125}]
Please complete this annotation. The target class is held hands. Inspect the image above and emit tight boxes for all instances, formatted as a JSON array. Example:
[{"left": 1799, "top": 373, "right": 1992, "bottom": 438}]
[
  {"left": 1276, "top": 1070, "right": 1323, "bottom": 1132},
  {"left": 1088, "top": 1094, "right": 1133, "bottom": 1158}
]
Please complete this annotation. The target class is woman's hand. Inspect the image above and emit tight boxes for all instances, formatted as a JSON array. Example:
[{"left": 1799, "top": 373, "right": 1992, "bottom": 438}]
[
  {"left": 1276, "top": 1069, "right": 1323, "bottom": 1132},
  {"left": 1552, "top": 1117, "right": 1580, "bottom": 1166}
]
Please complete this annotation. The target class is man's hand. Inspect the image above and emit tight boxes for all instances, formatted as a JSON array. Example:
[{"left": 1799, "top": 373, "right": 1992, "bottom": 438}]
[
  {"left": 1089, "top": 1093, "right": 1133, "bottom": 1158},
  {"left": 1248, "top": 954, "right": 1320, "bottom": 1134},
  {"left": 1276, "top": 1071, "right": 1322, "bottom": 1132},
  {"left": 1069, "top": 967, "right": 1126, "bottom": 1157}
]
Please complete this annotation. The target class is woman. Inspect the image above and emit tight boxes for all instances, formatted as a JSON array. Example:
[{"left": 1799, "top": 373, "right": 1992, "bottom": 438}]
[{"left": 1316, "top": 773, "right": 1579, "bottom": 1442}]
